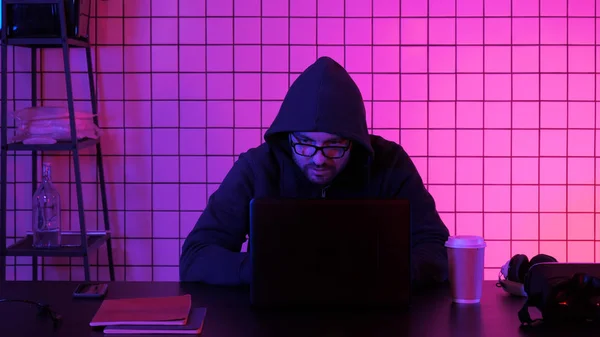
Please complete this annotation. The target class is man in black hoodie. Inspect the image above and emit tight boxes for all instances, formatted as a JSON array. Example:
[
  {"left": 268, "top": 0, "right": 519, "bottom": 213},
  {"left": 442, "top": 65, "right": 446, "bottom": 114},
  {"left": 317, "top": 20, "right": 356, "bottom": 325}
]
[{"left": 180, "top": 56, "right": 450, "bottom": 288}]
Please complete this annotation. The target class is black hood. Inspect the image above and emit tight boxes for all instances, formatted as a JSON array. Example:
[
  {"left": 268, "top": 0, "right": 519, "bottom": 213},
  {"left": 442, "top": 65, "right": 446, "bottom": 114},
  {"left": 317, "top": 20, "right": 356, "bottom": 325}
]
[{"left": 264, "top": 56, "right": 374, "bottom": 159}]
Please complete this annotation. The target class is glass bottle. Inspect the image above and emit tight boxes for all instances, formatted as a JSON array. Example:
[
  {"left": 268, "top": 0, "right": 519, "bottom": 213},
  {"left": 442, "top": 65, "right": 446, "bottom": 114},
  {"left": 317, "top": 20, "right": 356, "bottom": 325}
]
[{"left": 32, "top": 162, "right": 61, "bottom": 248}]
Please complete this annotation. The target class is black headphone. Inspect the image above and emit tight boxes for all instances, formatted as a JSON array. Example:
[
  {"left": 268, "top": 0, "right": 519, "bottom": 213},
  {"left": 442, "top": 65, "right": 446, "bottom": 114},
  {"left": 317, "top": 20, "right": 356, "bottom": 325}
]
[{"left": 497, "top": 253, "right": 558, "bottom": 297}]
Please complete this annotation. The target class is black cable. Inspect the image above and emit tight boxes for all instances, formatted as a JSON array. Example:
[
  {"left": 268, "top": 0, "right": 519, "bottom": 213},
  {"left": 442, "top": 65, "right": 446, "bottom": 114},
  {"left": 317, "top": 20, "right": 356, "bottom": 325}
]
[{"left": 0, "top": 298, "right": 62, "bottom": 328}]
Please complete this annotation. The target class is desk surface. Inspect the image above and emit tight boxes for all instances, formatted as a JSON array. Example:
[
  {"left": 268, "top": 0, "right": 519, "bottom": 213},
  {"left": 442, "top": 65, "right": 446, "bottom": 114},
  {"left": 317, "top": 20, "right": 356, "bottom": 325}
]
[{"left": 0, "top": 280, "right": 596, "bottom": 337}]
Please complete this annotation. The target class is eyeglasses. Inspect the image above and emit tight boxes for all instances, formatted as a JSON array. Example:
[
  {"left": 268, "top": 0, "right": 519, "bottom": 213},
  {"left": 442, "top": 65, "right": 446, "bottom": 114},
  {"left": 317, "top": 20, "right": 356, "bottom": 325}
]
[{"left": 289, "top": 135, "right": 350, "bottom": 159}]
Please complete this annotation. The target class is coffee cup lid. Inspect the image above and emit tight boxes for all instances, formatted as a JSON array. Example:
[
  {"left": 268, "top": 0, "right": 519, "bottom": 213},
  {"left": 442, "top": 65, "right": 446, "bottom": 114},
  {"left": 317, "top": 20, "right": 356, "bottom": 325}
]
[{"left": 445, "top": 235, "right": 486, "bottom": 249}]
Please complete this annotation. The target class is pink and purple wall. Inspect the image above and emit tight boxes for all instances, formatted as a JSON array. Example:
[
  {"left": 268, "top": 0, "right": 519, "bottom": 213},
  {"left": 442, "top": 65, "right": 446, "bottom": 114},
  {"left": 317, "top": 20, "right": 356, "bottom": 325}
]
[{"left": 2, "top": 0, "right": 599, "bottom": 281}]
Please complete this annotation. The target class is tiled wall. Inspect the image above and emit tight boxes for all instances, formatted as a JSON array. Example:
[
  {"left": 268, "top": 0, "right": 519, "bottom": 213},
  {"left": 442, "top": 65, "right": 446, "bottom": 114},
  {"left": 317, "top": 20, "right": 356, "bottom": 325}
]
[{"left": 2, "top": 0, "right": 599, "bottom": 281}]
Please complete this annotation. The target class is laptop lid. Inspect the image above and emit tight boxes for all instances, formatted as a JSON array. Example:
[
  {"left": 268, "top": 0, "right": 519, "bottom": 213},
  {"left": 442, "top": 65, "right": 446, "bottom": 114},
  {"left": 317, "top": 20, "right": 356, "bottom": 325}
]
[{"left": 248, "top": 198, "right": 411, "bottom": 309}]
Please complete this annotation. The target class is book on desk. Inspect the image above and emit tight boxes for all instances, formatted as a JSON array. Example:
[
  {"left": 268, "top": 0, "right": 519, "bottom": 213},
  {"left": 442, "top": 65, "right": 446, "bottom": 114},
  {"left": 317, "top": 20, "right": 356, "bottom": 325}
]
[{"left": 89, "top": 294, "right": 206, "bottom": 335}]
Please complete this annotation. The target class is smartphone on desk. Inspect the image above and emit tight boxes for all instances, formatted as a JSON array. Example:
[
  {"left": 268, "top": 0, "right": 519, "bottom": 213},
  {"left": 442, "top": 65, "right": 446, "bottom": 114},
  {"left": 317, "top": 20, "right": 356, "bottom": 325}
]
[{"left": 73, "top": 283, "right": 108, "bottom": 299}]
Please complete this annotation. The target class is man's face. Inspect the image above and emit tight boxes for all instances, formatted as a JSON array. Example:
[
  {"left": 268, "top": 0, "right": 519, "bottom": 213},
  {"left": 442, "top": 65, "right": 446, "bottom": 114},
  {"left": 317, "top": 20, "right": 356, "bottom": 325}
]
[{"left": 289, "top": 132, "right": 352, "bottom": 185}]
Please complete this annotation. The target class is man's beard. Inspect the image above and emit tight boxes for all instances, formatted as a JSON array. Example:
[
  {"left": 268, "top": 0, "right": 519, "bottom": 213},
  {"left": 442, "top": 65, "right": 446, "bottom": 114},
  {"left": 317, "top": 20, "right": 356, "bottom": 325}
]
[{"left": 303, "top": 163, "right": 336, "bottom": 184}]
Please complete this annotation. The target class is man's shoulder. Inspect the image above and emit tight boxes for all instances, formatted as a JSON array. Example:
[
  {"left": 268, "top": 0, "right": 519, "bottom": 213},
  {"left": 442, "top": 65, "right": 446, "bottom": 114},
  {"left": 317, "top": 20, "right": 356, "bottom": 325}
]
[
  {"left": 240, "top": 142, "right": 270, "bottom": 158},
  {"left": 237, "top": 142, "right": 279, "bottom": 171},
  {"left": 367, "top": 135, "right": 425, "bottom": 192},
  {"left": 369, "top": 135, "right": 409, "bottom": 164}
]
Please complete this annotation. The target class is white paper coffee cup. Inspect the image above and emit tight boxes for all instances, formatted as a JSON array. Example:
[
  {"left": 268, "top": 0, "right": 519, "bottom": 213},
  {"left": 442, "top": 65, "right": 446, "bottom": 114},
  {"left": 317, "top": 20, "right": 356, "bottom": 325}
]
[{"left": 445, "top": 235, "right": 486, "bottom": 304}]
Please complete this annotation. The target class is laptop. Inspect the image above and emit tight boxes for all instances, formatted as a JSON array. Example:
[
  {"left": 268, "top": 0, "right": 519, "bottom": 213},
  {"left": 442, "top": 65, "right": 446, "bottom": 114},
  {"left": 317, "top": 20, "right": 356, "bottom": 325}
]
[{"left": 248, "top": 198, "right": 412, "bottom": 309}]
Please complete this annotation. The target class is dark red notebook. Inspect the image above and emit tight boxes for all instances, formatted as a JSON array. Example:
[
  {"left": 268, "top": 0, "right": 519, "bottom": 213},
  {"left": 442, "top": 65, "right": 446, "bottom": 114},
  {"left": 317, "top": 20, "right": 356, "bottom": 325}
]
[
  {"left": 90, "top": 294, "right": 192, "bottom": 327},
  {"left": 102, "top": 307, "right": 207, "bottom": 335}
]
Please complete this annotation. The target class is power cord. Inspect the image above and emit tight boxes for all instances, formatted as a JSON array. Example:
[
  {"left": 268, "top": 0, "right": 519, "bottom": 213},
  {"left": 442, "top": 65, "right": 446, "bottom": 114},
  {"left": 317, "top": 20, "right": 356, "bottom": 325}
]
[{"left": 0, "top": 298, "right": 62, "bottom": 329}]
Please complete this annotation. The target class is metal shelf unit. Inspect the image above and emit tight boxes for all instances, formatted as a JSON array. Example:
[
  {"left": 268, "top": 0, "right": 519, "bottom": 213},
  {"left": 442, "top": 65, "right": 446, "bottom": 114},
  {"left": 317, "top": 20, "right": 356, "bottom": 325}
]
[{"left": 0, "top": 0, "right": 115, "bottom": 282}]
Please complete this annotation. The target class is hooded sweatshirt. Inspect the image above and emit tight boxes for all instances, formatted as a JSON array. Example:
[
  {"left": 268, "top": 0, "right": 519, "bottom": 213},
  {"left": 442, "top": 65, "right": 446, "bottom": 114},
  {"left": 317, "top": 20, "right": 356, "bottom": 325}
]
[{"left": 179, "top": 56, "right": 450, "bottom": 288}]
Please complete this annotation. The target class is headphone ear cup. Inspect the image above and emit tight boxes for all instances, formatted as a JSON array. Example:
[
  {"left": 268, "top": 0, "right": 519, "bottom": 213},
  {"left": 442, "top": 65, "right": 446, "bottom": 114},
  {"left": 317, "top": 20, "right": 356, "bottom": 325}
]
[
  {"left": 528, "top": 253, "right": 558, "bottom": 267},
  {"left": 508, "top": 254, "right": 530, "bottom": 283}
]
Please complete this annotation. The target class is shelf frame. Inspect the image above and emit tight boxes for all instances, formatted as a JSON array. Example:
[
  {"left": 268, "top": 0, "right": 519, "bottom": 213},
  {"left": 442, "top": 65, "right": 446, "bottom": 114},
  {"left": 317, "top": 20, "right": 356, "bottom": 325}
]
[{"left": 6, "top": 232, "right": 110, "bottom": 257}]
